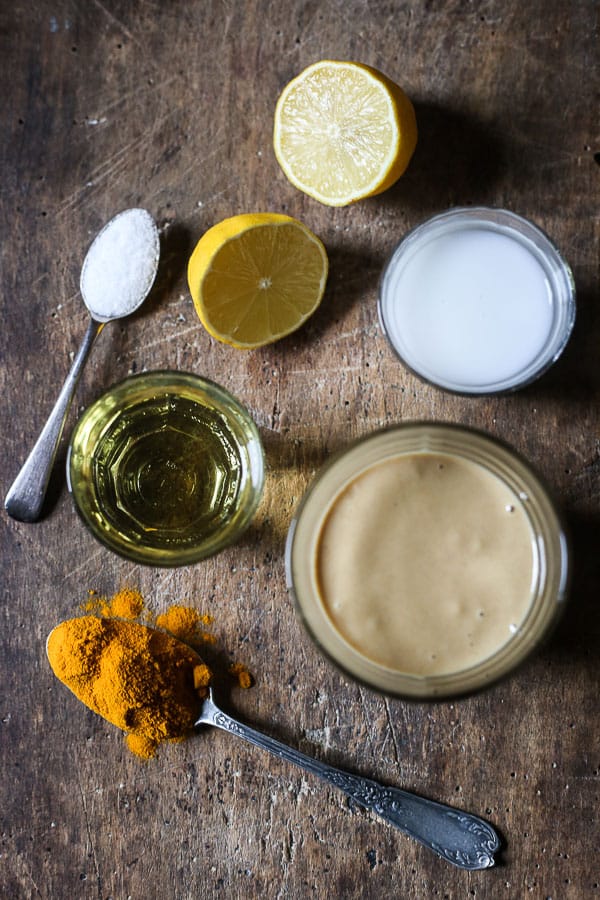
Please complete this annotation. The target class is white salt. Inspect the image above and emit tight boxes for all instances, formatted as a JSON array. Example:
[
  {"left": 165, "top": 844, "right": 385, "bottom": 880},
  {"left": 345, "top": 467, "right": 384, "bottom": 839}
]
[{"left": 79, "top": 208, "right": 160, "bottom": 321}]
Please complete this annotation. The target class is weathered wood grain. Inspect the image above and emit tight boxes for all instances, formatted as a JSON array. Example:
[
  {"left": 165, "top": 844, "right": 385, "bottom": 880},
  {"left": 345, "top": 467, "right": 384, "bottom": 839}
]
[{"left": 1, "top": 1, "right": 598, "bottom": 897}]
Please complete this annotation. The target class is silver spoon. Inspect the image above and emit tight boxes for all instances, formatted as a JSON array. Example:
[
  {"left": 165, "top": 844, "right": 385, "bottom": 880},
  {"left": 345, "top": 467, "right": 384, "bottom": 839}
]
[
  {"left": 197, "top": 688, "right": 501, "bottom": 870},
  {"left": 5, "top": 209, "right": 160, "bottom": 522}
]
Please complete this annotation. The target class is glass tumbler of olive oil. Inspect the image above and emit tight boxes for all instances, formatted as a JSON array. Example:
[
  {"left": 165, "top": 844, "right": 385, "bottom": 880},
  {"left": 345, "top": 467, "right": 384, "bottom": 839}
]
[{"left": 67, "top": 371, "right": 265, "bottom": 565}]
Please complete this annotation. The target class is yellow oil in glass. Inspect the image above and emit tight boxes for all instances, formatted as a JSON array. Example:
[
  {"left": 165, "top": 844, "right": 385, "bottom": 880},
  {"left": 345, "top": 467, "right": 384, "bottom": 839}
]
[{"left": 68, "top": 372, "right": 264, "bottom": 565}]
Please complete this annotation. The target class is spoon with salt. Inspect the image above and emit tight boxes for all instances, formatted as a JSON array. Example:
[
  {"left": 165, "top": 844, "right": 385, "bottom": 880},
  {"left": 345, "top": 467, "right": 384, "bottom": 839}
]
[{"left": 5, "top": 208, "right": 160, "bottom": 522}]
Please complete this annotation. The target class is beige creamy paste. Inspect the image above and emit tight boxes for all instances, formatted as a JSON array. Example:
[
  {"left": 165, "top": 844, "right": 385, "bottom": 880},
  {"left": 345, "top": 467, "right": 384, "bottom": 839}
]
[{"left": 316, "top": 453, "right": 536, "bottom": 676}]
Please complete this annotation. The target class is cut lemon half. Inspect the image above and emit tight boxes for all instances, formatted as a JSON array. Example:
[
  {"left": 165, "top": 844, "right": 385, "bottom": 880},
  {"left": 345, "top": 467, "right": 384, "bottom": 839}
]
[
  {"left": 188, "top": 213, "right": 328, "bottom": 349},
  {"left": 273, "top": 60, "right": 417, "bottom": 207}
]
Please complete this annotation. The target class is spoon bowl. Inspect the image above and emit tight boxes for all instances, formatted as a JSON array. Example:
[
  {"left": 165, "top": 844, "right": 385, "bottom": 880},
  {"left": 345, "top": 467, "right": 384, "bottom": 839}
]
[{"left": 5, "top": 209, "right": 160, "bottom": 522}]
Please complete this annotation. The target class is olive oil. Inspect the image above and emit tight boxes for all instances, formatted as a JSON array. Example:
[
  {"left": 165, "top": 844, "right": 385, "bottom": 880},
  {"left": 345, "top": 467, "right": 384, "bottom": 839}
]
[{"left": 68, "top": 372, "right": 264, "bottom": 565}]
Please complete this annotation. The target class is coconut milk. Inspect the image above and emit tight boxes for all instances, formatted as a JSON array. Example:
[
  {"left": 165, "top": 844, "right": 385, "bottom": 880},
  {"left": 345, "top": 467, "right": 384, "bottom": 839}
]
[{"left": 379, "top": 208, "right": 576, "bottom": 394}]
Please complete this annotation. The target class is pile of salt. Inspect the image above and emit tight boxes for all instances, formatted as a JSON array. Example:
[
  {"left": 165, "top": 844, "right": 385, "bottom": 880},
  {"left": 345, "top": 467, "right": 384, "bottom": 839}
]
[{"left": 79, "top": 208, "right": 160, "bottom": 321}]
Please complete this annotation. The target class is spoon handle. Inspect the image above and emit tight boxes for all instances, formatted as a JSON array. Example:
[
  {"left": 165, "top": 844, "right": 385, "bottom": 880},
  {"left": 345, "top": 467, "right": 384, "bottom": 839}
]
[
  {"left": 197, "top": 693, "right": 500, "bottom": 870},
  {"left": 5, "top": 318, "right": 104, "bottom": 522}
]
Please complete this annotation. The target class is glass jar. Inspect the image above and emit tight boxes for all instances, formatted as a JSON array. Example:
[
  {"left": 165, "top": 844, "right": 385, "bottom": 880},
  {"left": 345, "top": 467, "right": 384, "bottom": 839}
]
[
  {"left": 378, "top": 207, "right": 576, "bottom": 395},
  {"left": 286, "top": 423, "right": 569, "bottom": 699},
  {"left": 67, "top": 371, "right": 265, "bottom": 566}
]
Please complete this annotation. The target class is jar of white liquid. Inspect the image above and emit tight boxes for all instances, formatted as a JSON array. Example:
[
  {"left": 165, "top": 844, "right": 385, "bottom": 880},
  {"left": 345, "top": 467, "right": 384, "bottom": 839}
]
[{"left": 378, "top": 207, "right": 576, "bottom": 395}]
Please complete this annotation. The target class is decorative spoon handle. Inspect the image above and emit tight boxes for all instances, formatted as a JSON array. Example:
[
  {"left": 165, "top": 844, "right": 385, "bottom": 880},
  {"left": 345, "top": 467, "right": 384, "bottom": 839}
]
[
  {"left": 5, "top": 318, "right": 103, "bottom": 522},
  {"left": 196, "top": 691, "right": 500, "bottom": 870}
]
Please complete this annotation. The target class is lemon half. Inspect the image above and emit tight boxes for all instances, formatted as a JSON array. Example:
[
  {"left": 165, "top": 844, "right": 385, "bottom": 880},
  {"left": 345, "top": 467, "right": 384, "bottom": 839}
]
[
  {"left": 188, "top": 213, "right": 328, "bottom": 349},
  {"left": 273, "top": 60, "right": 417, "bottom": 207}
]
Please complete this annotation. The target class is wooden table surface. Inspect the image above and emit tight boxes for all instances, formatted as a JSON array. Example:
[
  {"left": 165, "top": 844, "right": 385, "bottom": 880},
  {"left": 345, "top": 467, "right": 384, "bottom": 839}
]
[{"left": 1, "top": 2, "right": 598, "bottom": 898}]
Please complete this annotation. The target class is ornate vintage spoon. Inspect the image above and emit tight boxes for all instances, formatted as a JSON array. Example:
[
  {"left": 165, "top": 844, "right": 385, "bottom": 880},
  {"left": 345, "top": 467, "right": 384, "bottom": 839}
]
[
  {"left": 197, "top": 688, "right": 500, "bottom": 870},
  {"left": 5, "top": 209, "right": 160, "bottom": 522}
]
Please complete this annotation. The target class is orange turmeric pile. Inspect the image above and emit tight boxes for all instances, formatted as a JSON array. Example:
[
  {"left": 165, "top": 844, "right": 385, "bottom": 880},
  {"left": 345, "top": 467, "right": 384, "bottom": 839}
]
[
  {"left": 47, "top": 588, "right": 253, "bottom": 760},
  {"left": 155, "top": 604, "right": 216, "bottom": 645},
  {"left": 47, "top": 617, "right": 204, "bottom": 758},
  {"left": 82, "top": 587, "right": 145, "bottom": 620}
]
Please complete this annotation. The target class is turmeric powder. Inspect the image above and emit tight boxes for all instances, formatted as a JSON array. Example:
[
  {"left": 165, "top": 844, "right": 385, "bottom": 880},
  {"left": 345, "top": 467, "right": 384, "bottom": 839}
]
[
  {"left": 155, "top": 604, "right": 216, "bottom": 646},
  {"left": 228, "top": 662, "right": 253, "bottom": 689},
  {"left": 48, "top": 588, "right": 255, "bottom": 760},
  {"left": 47, "top": 617, "right": 204, "bottom": 760},
  {"left": 193, "top": 663, "right": 212, "bottom": 690},
  {"left": 81, "top": 587, "right": 145, "bottom": 620},
  {"left": 125, "top": 732, "right": 160, "bottom": 760}
]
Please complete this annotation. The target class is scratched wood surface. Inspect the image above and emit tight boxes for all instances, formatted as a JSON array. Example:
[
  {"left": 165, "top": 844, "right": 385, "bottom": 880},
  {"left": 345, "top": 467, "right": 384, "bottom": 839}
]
[{"left": 1, "top": 1, "right": 598, "bottom": 898}]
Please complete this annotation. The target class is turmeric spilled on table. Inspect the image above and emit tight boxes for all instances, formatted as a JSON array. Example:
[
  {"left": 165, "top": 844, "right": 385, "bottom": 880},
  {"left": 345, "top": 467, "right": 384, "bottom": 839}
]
[
  {"left": 155, "top": 604, "right": 216, "bottom": 646},
  {"left": 47, "top": 589, "right": 254, "bottom": 760},
  {"left": 81, "top": 587, "right": 145, "bottom": 620}
]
